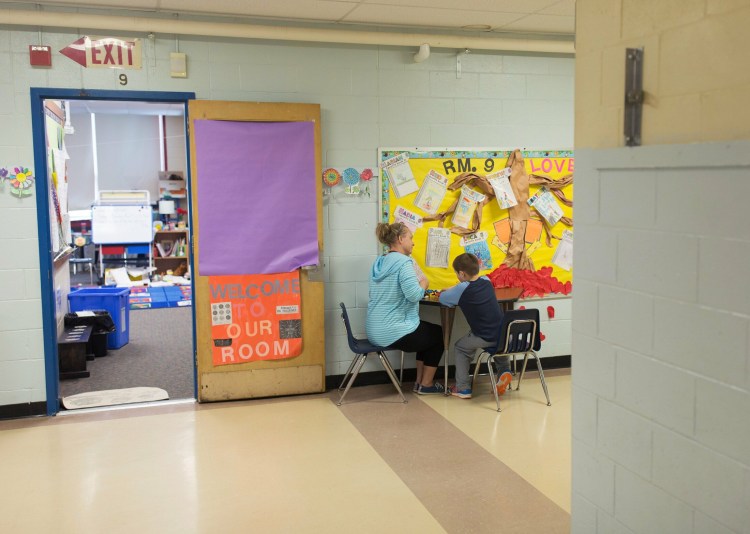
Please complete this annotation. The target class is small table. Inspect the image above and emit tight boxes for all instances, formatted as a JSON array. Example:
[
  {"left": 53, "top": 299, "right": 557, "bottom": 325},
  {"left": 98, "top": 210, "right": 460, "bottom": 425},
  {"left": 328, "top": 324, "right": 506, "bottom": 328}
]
[{"left": 420, "top": 286, "right": 524, "bottom": 392}]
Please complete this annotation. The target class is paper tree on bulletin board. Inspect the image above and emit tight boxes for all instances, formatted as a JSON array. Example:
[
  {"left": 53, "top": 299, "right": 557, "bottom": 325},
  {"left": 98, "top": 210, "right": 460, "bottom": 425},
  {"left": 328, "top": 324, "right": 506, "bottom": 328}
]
[{"left": 379, "top": 148, "right": 574, "bottom": 295}]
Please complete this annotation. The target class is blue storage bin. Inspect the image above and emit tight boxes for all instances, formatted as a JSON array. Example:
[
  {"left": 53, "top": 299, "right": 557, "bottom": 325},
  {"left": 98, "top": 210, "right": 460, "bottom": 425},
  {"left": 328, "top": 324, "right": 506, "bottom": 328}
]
[{"left": 68, "top": 287, "right": 131, "bottom": 349}]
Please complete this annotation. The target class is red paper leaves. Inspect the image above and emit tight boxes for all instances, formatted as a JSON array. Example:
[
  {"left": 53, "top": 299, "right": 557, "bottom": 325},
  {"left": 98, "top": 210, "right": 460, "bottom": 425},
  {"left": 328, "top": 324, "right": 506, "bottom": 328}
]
[{"left": 488, "top": 264, "right": 572, "bottom": 298}]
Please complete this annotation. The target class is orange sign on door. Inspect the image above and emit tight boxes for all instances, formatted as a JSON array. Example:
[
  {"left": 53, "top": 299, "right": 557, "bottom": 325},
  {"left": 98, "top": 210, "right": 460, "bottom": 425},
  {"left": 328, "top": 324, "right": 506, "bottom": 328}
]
[{"left": 208, "top": 272, "right": 302, "bottom": 366}]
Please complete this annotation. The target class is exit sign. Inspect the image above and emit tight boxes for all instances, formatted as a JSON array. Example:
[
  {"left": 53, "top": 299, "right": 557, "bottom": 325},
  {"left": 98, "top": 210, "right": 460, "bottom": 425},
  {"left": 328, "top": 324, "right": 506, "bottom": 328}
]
[{"left": 60, "top": 36, "right": 142, "bottom": 69}]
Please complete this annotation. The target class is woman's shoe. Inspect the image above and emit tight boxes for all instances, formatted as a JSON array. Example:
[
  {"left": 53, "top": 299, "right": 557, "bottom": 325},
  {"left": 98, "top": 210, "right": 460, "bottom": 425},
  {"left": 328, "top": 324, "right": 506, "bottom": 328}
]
[{"left": 417, "top": 382, "right": 446, "bottom": 395}]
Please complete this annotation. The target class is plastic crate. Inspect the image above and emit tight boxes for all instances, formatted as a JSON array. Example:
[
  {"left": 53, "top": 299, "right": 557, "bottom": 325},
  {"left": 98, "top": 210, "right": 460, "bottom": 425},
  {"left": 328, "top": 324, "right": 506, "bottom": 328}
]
[
  {"left": 68, "top": 287, "right": 131, "bottom": 349},
  {"left": 129, "top": 287, "right": 169, "bottom": 310},
  {"left": 164, "top": 285, "right": 192, "bottom": 307}
]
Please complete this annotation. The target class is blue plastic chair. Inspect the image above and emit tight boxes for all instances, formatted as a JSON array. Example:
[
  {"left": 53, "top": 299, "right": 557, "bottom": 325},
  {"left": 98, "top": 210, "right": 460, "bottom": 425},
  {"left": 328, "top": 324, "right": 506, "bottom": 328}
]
[
  {"left": 473, "top": 308, "right": 551, "bottom": 412},
  {"left": 337, "top": 302, "right": 407, "bottom": 406}
]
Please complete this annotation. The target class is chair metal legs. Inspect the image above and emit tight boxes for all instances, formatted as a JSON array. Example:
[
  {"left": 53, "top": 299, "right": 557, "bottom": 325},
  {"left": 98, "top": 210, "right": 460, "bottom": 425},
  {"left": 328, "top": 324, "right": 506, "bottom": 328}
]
[
  {"left": 471, "top": 351, "right": 488, "bottom": 387},
  {"left": 337, "top": 354, "right": 367, "bottom": 405},
  {"left": 399, "top": 351, "right": 404, "bottom": 384},
  {"left": 379, "top": 352, "right": 406, "bottom": 404},
  {"left": 471, "top": 350, "right": 552, "bottom": 410},
  {"left": 517, "top": 351, "right": 551, "bottom": 406},
  {"left": 486, "top": 360, "right": 502, "bottom": 412},
  {"left": 337, "top": 351, "right": 407, "bottom": 406},
  {"left": 339, "top": 353, "right": 359, "bottom": 394},
  {"left": 472, "top": 351, "right": 502, "bottom": 412}
]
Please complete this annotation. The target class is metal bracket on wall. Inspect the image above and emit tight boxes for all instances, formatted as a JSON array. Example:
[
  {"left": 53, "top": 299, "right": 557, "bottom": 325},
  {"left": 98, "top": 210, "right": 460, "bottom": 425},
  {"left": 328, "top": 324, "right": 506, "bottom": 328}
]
[
  {"left": 302, "top": 260, "right": 325, "bottom": 282},
  {"left": 624, "top": 47, "right": 644, "bottom": 147}
]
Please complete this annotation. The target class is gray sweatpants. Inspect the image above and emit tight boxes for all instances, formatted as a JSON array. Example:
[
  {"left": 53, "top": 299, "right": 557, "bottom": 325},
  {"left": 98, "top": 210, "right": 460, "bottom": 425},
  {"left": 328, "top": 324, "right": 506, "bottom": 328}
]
[{"left": 453, "top": 331, "right": 510, "bottom": 391}]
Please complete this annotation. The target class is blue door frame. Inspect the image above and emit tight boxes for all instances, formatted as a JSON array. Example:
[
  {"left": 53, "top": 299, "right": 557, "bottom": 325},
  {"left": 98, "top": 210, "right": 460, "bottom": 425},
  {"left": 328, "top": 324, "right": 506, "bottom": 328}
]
[{"left": 30, "top": 88, "right": 197, "bottom": 416}]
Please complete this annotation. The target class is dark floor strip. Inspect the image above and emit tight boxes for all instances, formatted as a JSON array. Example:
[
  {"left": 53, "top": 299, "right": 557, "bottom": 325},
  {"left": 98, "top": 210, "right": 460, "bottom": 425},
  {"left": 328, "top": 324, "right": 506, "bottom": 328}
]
[{"left": 333, "top": 384, "right": 570, "bottom": 534}]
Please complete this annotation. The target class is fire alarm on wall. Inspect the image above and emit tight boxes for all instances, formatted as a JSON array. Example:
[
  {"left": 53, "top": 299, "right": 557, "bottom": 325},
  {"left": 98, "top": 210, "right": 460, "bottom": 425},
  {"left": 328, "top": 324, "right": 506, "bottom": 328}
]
[{"left": 29, "top": 45, "right": 52, "bottom": 67}]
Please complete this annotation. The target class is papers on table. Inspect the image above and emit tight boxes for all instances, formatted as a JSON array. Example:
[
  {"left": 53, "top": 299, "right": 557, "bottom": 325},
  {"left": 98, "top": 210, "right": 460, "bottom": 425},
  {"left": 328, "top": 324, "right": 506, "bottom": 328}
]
[
  {"left": 425, "top": 227, "right": 451, "bottom": 268},
  {"left": 411, "top": 259, "right": 427, "bottom": 284},
  {"left": 381, "top": 153, "right": 419, "bottom": 198},
  {"left": 108, "top": 267, "right": 149, "bottom": 288}
]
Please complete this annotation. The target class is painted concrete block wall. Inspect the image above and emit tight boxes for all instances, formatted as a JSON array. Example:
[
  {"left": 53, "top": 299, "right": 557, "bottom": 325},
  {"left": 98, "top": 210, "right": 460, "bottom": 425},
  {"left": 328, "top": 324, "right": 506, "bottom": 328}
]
[
  {"left": 165, "top": 115, "right": 187, "bottom": 174},
  {"left": 0, "top": 26, "right": 573, "bottom": 405},
  {"left": 576, "top": 0, "right": 750, "bottom": 149},
  {"left": 572, "top": 144, "right": 750, "bottom": 533},
  {"left": 575, "top": 1, "right": 750, "bottom": 531}
]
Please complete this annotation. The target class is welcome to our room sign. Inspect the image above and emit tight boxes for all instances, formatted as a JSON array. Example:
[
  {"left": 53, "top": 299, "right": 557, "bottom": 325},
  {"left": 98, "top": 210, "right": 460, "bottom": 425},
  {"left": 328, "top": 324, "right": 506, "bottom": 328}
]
[{"left": 207, "top": 272, "right": 302, "bottom": 366}]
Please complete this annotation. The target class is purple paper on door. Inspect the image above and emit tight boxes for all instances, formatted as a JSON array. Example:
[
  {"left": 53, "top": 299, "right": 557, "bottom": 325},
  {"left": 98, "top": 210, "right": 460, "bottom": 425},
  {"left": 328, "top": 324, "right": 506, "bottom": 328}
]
[{"left": 194, "top": 120, "right": 318, "bottom": 275}]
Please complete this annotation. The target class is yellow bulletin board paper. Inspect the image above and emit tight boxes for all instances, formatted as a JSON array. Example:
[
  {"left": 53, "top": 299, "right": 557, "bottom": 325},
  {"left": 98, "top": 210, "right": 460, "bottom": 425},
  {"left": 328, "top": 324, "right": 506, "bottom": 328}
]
[{"left": 378, "top": 148, "right": 574, "bottom": 292}]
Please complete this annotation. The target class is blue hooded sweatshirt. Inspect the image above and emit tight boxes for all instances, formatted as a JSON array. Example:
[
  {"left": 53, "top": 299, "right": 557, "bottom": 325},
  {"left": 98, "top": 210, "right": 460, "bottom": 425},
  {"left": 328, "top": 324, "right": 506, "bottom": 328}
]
[{"left": 366, "top": 252, "right": 425, "bottom": 347}]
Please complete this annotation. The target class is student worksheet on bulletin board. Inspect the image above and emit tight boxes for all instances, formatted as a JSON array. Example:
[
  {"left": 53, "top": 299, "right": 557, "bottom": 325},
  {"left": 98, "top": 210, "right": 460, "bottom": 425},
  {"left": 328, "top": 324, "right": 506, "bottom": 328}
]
[{"left": 378, "top": 148, "right": 574, "bottom": 294}]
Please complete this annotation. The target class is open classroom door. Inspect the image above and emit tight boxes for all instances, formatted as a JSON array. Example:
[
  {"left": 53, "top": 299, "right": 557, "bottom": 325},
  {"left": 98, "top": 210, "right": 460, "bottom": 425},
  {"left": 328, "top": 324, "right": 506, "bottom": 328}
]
[{"left": 188, "top": 101, "right": 325, "bottom": 402}]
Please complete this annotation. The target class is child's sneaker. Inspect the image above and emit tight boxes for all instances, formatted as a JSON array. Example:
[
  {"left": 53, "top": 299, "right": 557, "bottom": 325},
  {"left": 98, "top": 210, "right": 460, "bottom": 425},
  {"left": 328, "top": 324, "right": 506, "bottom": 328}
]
[
  {"left": 448, "top": 385, "right": 472, "bottom": 399},
  {"left": 417, "top": 382, "right": 446, "bottom": 395},
  {"left": 412, "top": 382, "right": 420, "bottom": 393},
  {"left": 496, "top": 371, "right": 513, "bottom": 396}
]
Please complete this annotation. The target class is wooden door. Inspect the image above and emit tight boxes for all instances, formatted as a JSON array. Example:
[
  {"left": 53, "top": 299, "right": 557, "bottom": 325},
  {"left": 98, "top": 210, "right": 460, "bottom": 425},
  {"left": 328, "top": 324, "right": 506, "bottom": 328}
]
[{"left": 188, "top": 101, "right": 324, "bottom": 401}]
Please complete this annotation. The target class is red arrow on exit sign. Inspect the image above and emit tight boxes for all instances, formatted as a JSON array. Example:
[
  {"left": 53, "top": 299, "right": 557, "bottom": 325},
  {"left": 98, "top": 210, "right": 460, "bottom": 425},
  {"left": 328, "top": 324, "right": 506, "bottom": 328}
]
[{"left": 60, "top": 36, "right": 142, "bottom": 69}]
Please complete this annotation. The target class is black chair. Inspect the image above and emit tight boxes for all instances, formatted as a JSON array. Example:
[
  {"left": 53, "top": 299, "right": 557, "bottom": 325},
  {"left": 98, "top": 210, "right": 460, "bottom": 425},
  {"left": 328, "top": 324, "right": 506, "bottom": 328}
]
[
  {"left": 337, "top": 302, "right": 407, "bottom": 406},
  {"left": 473, "top": 308, "right": 551, "bottom": 412}
]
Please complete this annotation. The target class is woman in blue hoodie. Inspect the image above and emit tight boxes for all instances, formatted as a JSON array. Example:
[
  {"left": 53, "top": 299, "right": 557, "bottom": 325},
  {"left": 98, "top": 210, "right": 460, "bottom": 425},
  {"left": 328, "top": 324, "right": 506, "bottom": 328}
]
[{"left": 366, "top": 222, "right": 445, "bottom": 394}]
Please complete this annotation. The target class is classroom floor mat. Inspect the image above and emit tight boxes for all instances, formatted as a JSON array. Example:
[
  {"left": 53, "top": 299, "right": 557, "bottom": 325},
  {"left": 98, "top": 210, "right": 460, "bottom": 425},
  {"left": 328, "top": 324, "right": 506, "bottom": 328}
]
[{"left": 62, "top": 387, "right": 169, "bottom": 410}]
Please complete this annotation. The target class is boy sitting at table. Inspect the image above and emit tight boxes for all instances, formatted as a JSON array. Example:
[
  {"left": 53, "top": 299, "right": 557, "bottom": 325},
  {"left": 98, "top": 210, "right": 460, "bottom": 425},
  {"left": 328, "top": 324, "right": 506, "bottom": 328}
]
[{"left": 439, "top": 253, "right": 512, "bottom": 399}]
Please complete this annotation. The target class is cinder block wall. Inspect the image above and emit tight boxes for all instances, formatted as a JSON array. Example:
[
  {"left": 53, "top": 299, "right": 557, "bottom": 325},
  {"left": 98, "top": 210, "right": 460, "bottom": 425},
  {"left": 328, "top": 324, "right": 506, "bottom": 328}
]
[
  {"left": 573, "top": 1, "right": 750, "bottom": 532},
  {"left": 0, "top": 27, "right": 574, "bottom": 406}
]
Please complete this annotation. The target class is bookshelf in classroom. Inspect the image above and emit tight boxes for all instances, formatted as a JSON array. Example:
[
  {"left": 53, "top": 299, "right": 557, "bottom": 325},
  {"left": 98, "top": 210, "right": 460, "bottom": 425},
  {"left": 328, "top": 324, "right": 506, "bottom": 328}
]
[{"left": 153, "top": 229, "right": 189, "bottom": 275}]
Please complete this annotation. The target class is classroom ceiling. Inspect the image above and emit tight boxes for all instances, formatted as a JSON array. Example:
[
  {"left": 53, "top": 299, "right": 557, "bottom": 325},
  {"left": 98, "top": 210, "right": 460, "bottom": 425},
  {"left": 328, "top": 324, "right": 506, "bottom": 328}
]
[
  {"left": 7, "top": 0, "right": 575, "bottom": 37},
  {"left": 51, "top": 0, "right": 574, "bottom": 115}
]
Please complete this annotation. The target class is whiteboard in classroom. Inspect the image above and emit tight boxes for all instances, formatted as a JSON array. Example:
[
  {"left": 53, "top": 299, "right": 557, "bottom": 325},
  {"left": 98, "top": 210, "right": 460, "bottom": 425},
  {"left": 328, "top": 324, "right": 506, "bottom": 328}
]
[{"left": 91, "top": 205, "right": 153, "bottom": 244}]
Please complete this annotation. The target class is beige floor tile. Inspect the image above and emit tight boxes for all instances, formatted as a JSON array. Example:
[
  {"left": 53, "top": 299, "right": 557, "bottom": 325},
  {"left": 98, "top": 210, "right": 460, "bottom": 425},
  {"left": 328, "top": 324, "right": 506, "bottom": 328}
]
[
  {"left": 0, "top": 398, "right": 444, "bottom": 534},
  {"left": 418, "top": 373, "right": 572, "bottom": 512}
]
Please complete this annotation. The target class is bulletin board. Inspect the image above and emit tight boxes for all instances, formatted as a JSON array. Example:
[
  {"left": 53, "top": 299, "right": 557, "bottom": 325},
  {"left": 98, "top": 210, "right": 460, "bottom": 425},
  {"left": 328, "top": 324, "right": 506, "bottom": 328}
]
[
  {"left": 44, "top": 101, "right": 70, "bottom": 257},
  {"left": 379, "top": 148, "right": 574, "bottom": 294},
  {"left": 91, "top": 204, "right": 153, "bottom": 244}
]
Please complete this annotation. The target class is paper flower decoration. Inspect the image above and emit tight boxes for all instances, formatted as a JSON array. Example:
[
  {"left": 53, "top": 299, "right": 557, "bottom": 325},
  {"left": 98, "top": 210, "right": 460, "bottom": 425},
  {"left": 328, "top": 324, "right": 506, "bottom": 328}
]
[
  {"left": 360, "top": 168, "right": 374, "bottom": 197},
  {"left": 342, "top": 167, "right": 360, "bottom": 186},
  {"left": 322, "top": 168, "right": 341, "bottom": 187},
  {"left": 342, "top": 167, "right": 361, "bottom": 196},
  {"left": 8, "top": 167, "right": 34, "bottom": 197}
]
